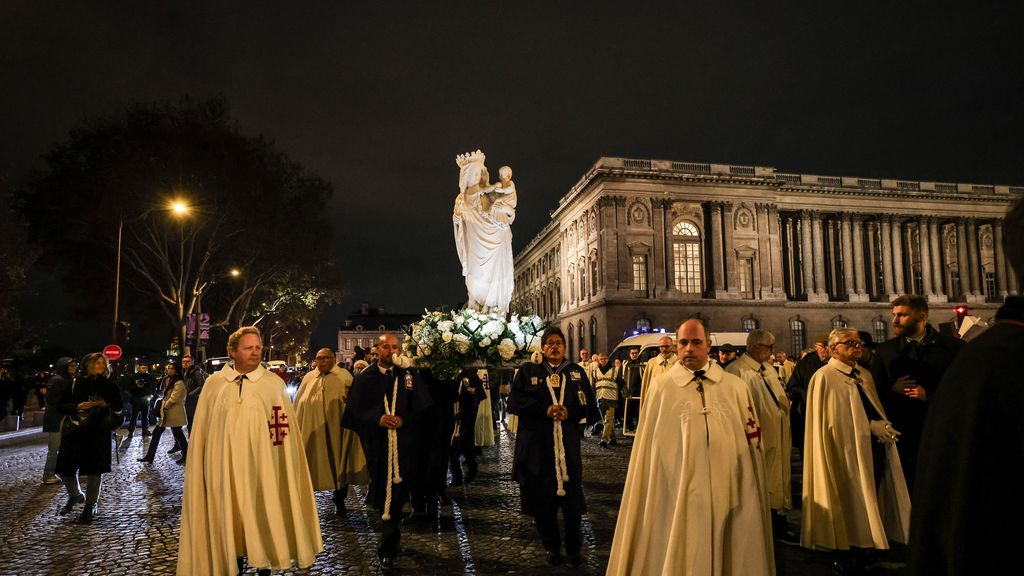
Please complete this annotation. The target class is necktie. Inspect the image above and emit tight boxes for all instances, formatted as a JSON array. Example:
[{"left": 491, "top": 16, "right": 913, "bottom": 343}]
[
  {"left": 692, "top": 369, "right": 706, "bottom": 393},
  {"left": 850, "top": 368, "right": 882, "bottom": 421},
  {"left": 234, "top": 374, "right": 247, "bottom": 398},
  {"left": 660, "top": 359, "right": 668, "bottom": 367}
]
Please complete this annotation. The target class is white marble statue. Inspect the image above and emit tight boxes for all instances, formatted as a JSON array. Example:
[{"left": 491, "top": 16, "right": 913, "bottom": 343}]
[{"left": 453, "top": 150, "right": 516, "bottom": 313}]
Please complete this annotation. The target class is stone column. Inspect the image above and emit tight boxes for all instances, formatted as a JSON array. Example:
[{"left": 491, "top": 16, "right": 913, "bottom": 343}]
[
  {"left": 826, "top": 220, "right": 838, "bottom": 296},
  {"left": 810, "top": 211, "right": 828, "bottom": 301},
  {"left": 662, "top": 199, "right": 675, "bottom": 291},
  {"left": 756, "top": 204, "right": 771, "bottom": 298},
  {"left": 880, "top": 216, "right": 895, "bottom": 298},
  {"left": 891, "top": 217, "right": 906, "bottom": 295},
  {"left": 709, "top": 202, "right": 725, "bottom": 296},
  {"left": 904, "top": 221, "right": 916, "bottom": 293},
  {"left": 840, "top": 213, "right": 856, "bottom": 299},
  {"left": 723, "top": 202, "right": 738, "bottom": 294},
  {"left": 965, "top": 218, "right": 981, "bottom": 298},
  {"left": 929, "top": 219, "right": 945, "bottom": 300},
  {"left": 768, "top": 206, "right": 787, "bottom": 298},
  {"left": 866, "top": 219, "right": 879, "bottom": 298},
  {"left": 993, "top": 220, "right": 1008, "bottom": 298},
  {"left": 851, "top": 215, "right": 868, "bottom": 301},
  {"left": 800, "top": 210, "right": 814, "bottom": 299},
  {"left": 918, "top": 217, "right": 933, "bottom": 297},
  {"left": 784, "top": 214, "right": 798, "bottom": 296},
  {"left": 956, "top": 219, "right": 970, "bottom": 301}
]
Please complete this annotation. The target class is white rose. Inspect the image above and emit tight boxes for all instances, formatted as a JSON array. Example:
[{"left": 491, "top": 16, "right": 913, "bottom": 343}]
[
  {"left": 467, "top": 319, "right": 481, "bottom": 332},
  {"left": 482, "top": 320, "right": 504, "bottom": 339},
  {"left": 442, "top": 331, "right": 453, "bottom": 343},
  {"left": 528, "top": 334, "right": 543, "bottom": 352},
  {"left": 497, "top": 338, "right": 516, "bottom": 360},
  {"left": 479, "top": 337, "right": 492, "bottom": 348},
  {"left": 437, "top": 320, "right": 454, "bottom": 333}
]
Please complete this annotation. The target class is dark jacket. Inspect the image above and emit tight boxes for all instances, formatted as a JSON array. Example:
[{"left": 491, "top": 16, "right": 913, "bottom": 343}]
[
  {"left": 43, "top": 358, "right": 75, "bottom": 432},
  {"left": 909, "top": 297, "right": 1024, "bottom": 576},
  {"left": 870, "top": 323, "right": 965, "bottom": 485}
]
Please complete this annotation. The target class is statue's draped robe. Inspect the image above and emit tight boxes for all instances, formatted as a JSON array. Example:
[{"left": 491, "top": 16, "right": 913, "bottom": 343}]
[{"left": 453, "top": 183, "right": 514, "bottom": 312}]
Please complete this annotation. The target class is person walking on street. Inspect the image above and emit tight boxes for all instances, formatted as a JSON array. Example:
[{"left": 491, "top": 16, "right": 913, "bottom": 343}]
[
  {"left": 42, "top": 357, "right": 77, "bottom": 484},
  {"left": 138, "top": 361, "right": 188, "bottom": 465}
]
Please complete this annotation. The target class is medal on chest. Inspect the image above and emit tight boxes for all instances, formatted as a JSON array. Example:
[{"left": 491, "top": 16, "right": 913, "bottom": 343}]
[{"left": 404, "top": 373, "right": 414, "bottom": 390}]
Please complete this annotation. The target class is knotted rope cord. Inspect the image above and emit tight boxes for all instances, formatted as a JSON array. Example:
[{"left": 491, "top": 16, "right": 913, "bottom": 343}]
[
  {"left": 450, "top": 377, "right": 464, "bottom": 445},
  {"left": 381, "top": 372, "right": 403, "bottom": 521},
  {"left": 544, "top": 367, "right": 569, "bottom": 497}
]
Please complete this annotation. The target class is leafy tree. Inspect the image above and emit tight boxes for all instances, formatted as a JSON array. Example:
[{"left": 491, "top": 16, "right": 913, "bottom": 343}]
[
  {"left": 0, "top": 180, "right": 40, "bottom": 353},
  {"left": 20, "top": 97, "right": 343, "bottom": 355}
]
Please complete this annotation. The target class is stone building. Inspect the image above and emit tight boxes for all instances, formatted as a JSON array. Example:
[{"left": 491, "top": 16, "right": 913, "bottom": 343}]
[
  {"left": 511, "top": 157, "right": 1021, "bottom": 358},
  {"left": 336, "top": 303, "right": 420, "bottom": 365}
]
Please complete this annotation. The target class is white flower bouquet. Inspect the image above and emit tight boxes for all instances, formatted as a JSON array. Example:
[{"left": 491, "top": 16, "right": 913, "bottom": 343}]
[{"left": 403, "top": 308, "right": 546, "bottom": 379}]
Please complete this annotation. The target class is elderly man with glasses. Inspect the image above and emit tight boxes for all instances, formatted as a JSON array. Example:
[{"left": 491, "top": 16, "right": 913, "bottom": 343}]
[{"left": 801, "top": 328, "right": 911, "bottom": 575}]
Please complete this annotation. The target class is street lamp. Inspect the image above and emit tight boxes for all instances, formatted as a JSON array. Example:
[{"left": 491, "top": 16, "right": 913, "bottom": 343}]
[{"left": 112, "top": 200, "right": 191, "bottom": 346}]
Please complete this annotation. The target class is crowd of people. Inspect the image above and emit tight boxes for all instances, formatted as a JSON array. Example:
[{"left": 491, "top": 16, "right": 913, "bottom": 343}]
[{"left": 15, "top": 198, "right": 1021, "bottom": 575}]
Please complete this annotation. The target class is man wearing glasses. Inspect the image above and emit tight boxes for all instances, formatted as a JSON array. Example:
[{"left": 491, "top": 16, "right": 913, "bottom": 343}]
[
  {"left": 802, "top": 329, "right": 911, "bottom": 575},
  {"left": 725, "top": 330, "right": 795, "bottom": 543}
]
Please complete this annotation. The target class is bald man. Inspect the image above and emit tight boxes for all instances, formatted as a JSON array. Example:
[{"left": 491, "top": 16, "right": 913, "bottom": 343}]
[{"left": 294, "top": 348, "right": 368, "bottom": 515}]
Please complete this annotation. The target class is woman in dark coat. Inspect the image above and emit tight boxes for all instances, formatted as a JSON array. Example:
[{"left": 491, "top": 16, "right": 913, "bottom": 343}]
[
  {"left": 42, "top": 357, "right": 77, "bottom": 484},
  {"left": 138, "top": 361, "right": 188, "bottom": 465},
  {"left": 54, "top": 352, "right": 123, "bottom": 523},
  {"left": 507, "top": 327, "right": 598, "bottom": 567}
]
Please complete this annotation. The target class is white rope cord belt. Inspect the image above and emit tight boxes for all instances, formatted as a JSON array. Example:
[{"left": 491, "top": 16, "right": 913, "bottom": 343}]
[
  {"left": 545, "top": 373, "right": 569, "bottom": 497},
  {"left": 381, "top": 374, "right": 403, "bottom": 521}
]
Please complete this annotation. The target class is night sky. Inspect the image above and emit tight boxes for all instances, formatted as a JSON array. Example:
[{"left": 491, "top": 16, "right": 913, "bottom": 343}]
[{"left": 3, "top": 2, "right": 1021, "bottom": 352}]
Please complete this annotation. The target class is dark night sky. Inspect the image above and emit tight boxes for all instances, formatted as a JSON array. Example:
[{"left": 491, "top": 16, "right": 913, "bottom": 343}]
[{"left": 3, "top": 2, "right": 1022, "bottom": 352}]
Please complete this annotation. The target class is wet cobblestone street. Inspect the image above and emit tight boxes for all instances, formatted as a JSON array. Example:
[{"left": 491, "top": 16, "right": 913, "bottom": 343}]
[{"left": 0, "top": 425, "right": 895, "bottom": 575}]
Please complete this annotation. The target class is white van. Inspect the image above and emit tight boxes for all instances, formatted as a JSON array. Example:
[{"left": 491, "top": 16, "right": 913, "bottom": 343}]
[{"left": 607, "top": 330, "right": 751, "bottom": 436}]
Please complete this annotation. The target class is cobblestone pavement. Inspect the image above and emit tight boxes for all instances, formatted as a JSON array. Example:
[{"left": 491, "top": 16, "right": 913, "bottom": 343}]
[{"left": 0, "top": 426, "right": 905, "bottom": 575}]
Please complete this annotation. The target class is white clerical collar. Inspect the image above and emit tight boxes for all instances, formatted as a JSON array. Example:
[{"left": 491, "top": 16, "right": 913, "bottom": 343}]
[
  {"left": 678, "top": 360, "right": 715, "bottom": 382},
  {"left": 378, "top": 363, "right": 395, "bottom": 375},
  {"left": 905, "top": 331, "right": 926, "bottom": 344},
  {"left": 222, "top": 364, "right": 267, "bottom": 382}
]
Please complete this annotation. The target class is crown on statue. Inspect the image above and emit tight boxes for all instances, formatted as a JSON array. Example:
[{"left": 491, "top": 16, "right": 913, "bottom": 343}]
[{"left": 456, "top": 149, "right": 486, "bottom": 169}]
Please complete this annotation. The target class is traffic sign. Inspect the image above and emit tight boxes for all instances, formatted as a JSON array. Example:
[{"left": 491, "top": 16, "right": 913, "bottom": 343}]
[{"left": 103, "top": 344, "right": 123, "bottom": 361}]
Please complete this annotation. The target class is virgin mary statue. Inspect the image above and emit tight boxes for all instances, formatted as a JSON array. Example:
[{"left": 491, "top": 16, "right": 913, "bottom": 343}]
[{"left": 453, "top": 150, "right": 515, "bottom": 313}]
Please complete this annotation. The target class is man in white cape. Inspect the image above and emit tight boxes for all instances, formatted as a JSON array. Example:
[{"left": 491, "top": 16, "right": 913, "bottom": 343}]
[
  {"left": 607, "top": 319, "right": 773, "bottom": 576},
  {"left": 725, "top": 329, "right": 794, "bottom": 541},
  {"left": 178, "top": 327, "right": 322, "bottom": 576},
  {"left": 802, "top": 328, "right": 910, "bottom": 575},
  {"left": 294, "top": 348, "right": 368, "bottom": 515}
]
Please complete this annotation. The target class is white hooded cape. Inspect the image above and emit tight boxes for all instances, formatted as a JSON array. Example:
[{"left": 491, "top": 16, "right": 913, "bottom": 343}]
[
  {"left": 726, "top": 353, "right": 792, "bottom": 511},
  {"left": 294, "top": 365, "right": 368, "bottom": 490},
  {"left": 177, "top": 365, "right": 322, "bottom": 576},
  {"left": 607, "top": 361, "right": 774, "bottom": 576},
  {"left": 801, "top": 358, "right": 911, "bottom": 550}
]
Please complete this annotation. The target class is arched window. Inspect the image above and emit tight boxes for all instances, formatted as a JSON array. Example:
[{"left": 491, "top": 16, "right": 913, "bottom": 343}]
[
  {"left": 578, "top": 258, "right": 587, "bottom": 301},
  {"left": 590, "top": 317, "right": 598, "bottom": 351},
  {"left": 578, "top": 320, "right": 585, "bottom": 354},
  {"left": 831, "top": 315, "right": 848, "bottom": 329},
  {"left": 742, "top": 316, "right": 759, "bottom": 332},
  {"left": 672, "top": 221, "right": 702, "bottom": 294},
  {"left": 567, "top": 324, "right": 575, "bottom": 360},
  {"left": 790, "top": 318, "right": 806, "bottom": 356},
  {"left": 590, "top": 252, "right": 599, "bottom": 296},
  {"left": 568, "top": 265, "right": 576, "bottom": 302}
]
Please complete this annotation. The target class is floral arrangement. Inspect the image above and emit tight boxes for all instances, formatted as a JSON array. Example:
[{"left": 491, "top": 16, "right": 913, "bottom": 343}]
[{"left": 403, "top": 308, "right": 546, "bottom": 380}]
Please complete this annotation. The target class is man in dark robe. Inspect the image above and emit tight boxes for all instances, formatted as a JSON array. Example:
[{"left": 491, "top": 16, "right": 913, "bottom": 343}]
[
  {"left": 786, "top": 333, "right": 830, "bottom": 451},
  {"left": 342, "top": 333, "right": 432, "bottom": 570},
  {"left": 406, "top": 368, "right": 454, "bottom": 526},
  {"left": 508, "top": 327, "right": 598, "bottom": 567}
]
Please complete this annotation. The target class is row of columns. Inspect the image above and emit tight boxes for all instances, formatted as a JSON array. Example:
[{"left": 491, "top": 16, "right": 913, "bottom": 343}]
[{"left": 781, "top": 211, "right": 1017, "bottom": 303}]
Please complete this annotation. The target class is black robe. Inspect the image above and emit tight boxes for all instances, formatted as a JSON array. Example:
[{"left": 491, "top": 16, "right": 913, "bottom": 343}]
[
  {"left": 408, "top": 369, "right": 454, "bottom": 509},
  {"left": 508, "top": 360, "right": 598, "bottom": 516},
  {"left": 342, "top": 363, "right": 433, "bottom": 513},
  {"left": 451, "top": 368, "right": 486, "bottom": 455},
  {"left": 54, "top": 373, "right": 123, "bottom": 476},
  {"left": 909, "top": 297, "right": 1024, "bottom": 576}
]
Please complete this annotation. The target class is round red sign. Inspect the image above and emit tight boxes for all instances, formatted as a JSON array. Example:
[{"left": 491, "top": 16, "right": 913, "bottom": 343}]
[{"left": 103, "top": 344, "right": 123, "bottom": 361}]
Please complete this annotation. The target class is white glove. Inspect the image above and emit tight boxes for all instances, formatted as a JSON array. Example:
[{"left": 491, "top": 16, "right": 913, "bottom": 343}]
[{"left": 869, "top": 420, "right": 900, "bottom": 444}]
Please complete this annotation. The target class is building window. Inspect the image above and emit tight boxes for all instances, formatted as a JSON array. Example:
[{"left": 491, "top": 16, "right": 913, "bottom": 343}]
[
  {"left": 672, "top": 221, "right": 702, "bottom": 293},
  {"left": 590, "top": 317, "right": 598, "bottom": 351},
  {"left": 590, "top": 254, "right": 599, "bottom": 296},
  {"left": 632, "top": 255, "right": 648, "bottom": 292},
  {"left": 949, "top": 270, "right": 961, "bottom": 298},
  {"left": 831, "top": 316, "right": 849, "bottom": 329},
  {"left": 569, "top": 265, "right": 576, "bottom": 302},
  {"left": 345, "top": 338, "right": 351, "bottom": 350},
  {"left": 578, "top": 320, "right": 585, "bottom": 353},
  {"left": 913, "top": 267, "right": 924, "bottom": 296},
  {"left": 985, "top": 271, "right": 996, "bottom": 298},
  {"left": 873, "top": 318, "right": 888, "bottom": 343},
  {"left": 636, "top": 316, "right": 652, "bottom": 333},
  {"left": 567, "top": 324, "right": 575, "bottom": 360},
  {"left": 742, "top": 317, "right": 758, "bottom": 332},
  {"left": 578, "top": 261, "right": 587, "bottom": 301},
  {"left": 738, "top": 257, "right": 754, "bottom": 299},
  {"left": 790, "top": 319, "right": 806, "bottom": 356}
]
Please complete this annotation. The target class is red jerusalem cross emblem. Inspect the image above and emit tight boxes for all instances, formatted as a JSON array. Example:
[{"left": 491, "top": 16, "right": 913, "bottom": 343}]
[
  {"left": 268, "top": 406, "right": 289, "bottom": 446},
  {"left": 745, "top": 405, "right": 762, "bottom": 449}
]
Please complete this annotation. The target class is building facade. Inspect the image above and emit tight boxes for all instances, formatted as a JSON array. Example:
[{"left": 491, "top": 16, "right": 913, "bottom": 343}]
[
  {"left": 336, "top": 303, "right": 420, "bottom": 365},
  {"left": 512, "top": 157, "right": 1021, "bottom": 358}
]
